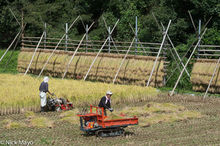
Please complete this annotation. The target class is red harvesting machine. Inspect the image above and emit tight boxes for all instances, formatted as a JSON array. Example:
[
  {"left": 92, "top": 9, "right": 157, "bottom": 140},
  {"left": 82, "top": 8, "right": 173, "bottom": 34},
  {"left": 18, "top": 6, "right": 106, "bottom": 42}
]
[{"left": 77, "top": 105, "right": 138, "bottom": 137}]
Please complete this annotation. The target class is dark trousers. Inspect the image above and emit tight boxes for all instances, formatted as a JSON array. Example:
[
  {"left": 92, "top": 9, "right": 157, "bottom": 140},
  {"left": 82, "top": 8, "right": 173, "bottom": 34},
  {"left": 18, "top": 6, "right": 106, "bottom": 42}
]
[
  {"left": 99, "top": 107, "right": 107, "bottom": 116},
  {"left": 104, "top": 109, "right": 107, "bottom": 116}
]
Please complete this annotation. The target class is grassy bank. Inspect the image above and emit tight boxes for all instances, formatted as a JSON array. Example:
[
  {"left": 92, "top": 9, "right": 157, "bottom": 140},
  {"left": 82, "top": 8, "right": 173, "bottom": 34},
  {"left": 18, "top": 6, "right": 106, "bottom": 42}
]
[{"left": 0, "top": 49, "right": 19, "bottom": 73}]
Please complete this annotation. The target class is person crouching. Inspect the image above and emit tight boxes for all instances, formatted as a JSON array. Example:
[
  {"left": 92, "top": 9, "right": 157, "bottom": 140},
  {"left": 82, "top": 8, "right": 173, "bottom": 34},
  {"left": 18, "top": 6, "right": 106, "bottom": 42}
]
[
  {"left": 39, "top": 76, "right": 53, "bottom": 112},
  {"left": 98, "top": 91, "right": 113, "bottom": 116}
]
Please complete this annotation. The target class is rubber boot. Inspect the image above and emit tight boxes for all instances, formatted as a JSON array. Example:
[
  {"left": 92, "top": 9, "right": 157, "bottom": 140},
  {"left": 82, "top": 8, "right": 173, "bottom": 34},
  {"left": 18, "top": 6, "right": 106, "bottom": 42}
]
[{"left": 40, "top": 107, "right": 44, "bottom": 112}]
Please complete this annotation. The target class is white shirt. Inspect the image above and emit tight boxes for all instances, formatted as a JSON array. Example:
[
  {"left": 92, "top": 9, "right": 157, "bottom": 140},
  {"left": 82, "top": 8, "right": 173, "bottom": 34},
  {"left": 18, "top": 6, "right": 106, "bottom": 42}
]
[{"left": 105, "top": 96, "right": 111, "bottom": 104}]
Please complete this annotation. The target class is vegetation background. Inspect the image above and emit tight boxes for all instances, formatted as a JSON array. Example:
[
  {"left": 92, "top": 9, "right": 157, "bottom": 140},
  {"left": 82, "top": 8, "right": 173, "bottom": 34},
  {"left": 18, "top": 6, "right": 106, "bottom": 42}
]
[{"left": 0, "top": 0, "right": 219, "bottom": 90}]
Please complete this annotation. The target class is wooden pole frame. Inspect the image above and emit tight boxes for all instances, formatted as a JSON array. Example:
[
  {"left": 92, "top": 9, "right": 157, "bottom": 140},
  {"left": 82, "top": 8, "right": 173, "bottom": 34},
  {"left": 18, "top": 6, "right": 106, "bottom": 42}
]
[
  {"left": 84, "top": 19, "right": 120, "bottom": 81},
  {"left": 161, "top": 23, "right": 190, "bottom": 77},
  {"left": 83, "top": 37, "right": 109, "bottom": 80},
  {"left": 170, "top": 28, "right": 207, "bottom": 96},
  {"left": 166, "top": 16, "right": 212, "bottom": 82},
  {"left": 65, "top": 23, "right": 68, "bottom": 51},
  {"left": 37, "top": 16, "right": 80, "bottom": 78},
  {"left": 113, "top": 37, "right": 136, "bottom": 84},
  {"left": 135, "top": 16, "right": 138, "bottom": 54},
  {"left": 146, "top": 20, "right": 171, "bottom": 87},
  {"left": 129, "top": 23, "right": 147, "bottom": 55},
  {"left": 44, "top": 22, "right": 47, "bottom": 49},
  {"left": 24, "top": 31, "right": 45, "bottom": 75},
  {"left": 152, "top": 13, "right": 190, "bottom": 77},
  {"left": 102, "top": 17, "right": 119, "bottom": 54},
  {"left": 62, "top": 22, "right": 95, "bottom": 79}
]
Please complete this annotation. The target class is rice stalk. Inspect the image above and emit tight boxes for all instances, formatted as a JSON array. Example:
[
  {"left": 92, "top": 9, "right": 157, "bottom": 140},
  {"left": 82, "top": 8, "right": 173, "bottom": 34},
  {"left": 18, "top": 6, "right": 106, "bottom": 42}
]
[{"left": 17, "top": 50, "right": 165, "bottom": 87}]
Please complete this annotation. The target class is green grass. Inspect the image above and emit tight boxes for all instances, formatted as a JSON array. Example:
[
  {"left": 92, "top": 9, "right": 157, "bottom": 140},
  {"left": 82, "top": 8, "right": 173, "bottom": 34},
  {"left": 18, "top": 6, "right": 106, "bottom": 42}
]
[
  {"left": 158, "top": 87, "right": 220, "bottom": 98},
  {"left": 0, "top": 49, "right": 19, "bottom": 73}
]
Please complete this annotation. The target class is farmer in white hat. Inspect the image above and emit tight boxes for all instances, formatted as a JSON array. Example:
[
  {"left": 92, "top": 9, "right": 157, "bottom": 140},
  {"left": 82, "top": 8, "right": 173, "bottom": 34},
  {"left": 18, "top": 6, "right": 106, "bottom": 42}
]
[
  {"left": 98, "top": 91, "right": 113, "bottom": 116},
  {"left": 39, "top": 76, "right": 53, "bottom": 112}
]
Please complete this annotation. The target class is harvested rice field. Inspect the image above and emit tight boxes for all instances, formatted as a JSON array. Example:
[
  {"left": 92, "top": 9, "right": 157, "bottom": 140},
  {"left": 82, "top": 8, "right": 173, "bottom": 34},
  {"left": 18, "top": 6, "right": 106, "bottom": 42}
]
[{"left": 0, "top": 94, "right": 220, "bottom": 145}]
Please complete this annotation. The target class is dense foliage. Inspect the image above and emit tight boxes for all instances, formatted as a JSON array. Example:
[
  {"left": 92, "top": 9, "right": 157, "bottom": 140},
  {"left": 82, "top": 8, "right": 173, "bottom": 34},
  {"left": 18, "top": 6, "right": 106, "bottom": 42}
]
[
  {"left": 0, "top": 0, "right": 219, "bottom": 48},
  {"left": 0, "top": 0, "right": 219, "bottom": 89}
]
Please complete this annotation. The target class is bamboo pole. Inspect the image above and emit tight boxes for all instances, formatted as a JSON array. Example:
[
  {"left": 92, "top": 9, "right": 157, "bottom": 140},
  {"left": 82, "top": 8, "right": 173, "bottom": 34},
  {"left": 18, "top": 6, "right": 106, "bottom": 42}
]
[
  {"left": 9, "top": 8, "right": 20, "bottom": 26},
  {"left": 188, "top": 11, "right": 197, "bottom": 33},
  {"left": 62, "top": 22, "right": 95, "bottom": 79},
  {"left": 44, "top": 22, "right": 47, "bottom": 49},
  {"left": 110, "top": 37, "right": 119, "bottom": 54},
  {"left": 86, "top": 24, "right": 88, "bottom": 52},
  {"left": 84, "top": 38, "right": 109, "bottom": 80},
  {"left": 170, "top": 28, "right": 207, "bottom": 96},
  {"left": 24, "top": 31, "right": 45, "bottom": 75},
  {"left": 135, "top": 16, "right": 138, "bottom": 54},
  {"left": 166, "top": 16, "right": 212, "bottom": 81},
  {"left": 161, "top": 23, "right": 190, "bottom": 77},
  {"left": 37, "top": 16, "right": 80, "bottom": 78},
  {"left": 83, "top": 19, "right": 119, "bottom": 80},
  {"left": 146, "top": 20, "right": 171, "bottom": 87},
  {"left": 4, "top": 24, "right": 26, "bottom": 70},
  {"left": 0, "top": 29, "right": 21, "bottom": 62},
  {"left": 22, "top": 36, "right": 164, "bottom": 45},
  {"left": 113, "top": 37, "right": 135, "bottom": 84},
  {"left": 129, "top": 23, "right": 147, "bottom": 54},
  {"left": 152, "top": 13, "right": 190, "bottom": 77},
  {"left": 203, "top": 57, "right": 220, "bottom": 99},
  {"left": 152, "top": 13, "right": 181, "bottom": 74},
  {"left": 65, "top": 23, "right": 68, "bottom": 51},
  {"left": 167, "top": 16, "right": 212, "bottom": 81},
  {"left": 102, "top": 17, "right": 119, "bottom": 53},
  {"left": 21, "top": 10, "right": 24, "bottom": 39},
  {"left": 4, "top": 34, "right": 20, "bottom": 71}
]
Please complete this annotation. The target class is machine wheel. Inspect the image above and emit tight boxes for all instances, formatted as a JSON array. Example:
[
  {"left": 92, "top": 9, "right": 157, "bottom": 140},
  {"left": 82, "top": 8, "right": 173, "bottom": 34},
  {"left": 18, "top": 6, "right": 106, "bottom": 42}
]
[
  {"left": 68, "top": 104, "right": 73, "bottom": 110},
  {"left": 95, "top": 128, "right": 125, "bottom": 137},
  {"left": 55, "top": 106, "right": 61, "bottom": 112}
]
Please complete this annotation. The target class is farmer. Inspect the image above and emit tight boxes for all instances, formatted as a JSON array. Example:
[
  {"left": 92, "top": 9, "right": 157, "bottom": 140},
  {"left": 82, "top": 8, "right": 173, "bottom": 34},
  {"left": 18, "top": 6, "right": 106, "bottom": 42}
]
[
  {"left": 39, "top": 76, "right": 53, "bottom": 112},
  {"left": 98, "top": 91, "right": 113, "bottom": 116}
]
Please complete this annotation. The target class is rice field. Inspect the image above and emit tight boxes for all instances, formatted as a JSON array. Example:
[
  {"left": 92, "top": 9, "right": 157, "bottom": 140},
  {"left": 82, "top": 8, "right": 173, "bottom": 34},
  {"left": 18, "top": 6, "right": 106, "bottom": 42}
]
[
  {"left": 0, "top": 94, "right": 219, "bottom": 145},
  {"left": 0, "top": 73, "right": 157, "bottom": 113}
]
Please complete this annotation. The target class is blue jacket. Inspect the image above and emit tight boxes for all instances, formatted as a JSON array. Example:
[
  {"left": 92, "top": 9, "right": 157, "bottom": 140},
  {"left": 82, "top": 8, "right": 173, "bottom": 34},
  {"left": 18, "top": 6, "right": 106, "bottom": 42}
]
[{"left": 39, "top": 82, "right": 48, "bottom": 92}]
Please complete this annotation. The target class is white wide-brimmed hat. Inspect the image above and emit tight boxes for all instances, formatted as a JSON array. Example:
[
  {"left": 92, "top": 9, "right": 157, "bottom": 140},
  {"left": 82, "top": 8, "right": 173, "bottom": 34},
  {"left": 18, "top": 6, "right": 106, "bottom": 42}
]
[
  {"left": 43, "top": 76, "right": 49, "bottom": 83},
  {"left": 106, "top": 91, "right": 113, "bottom": 95}
]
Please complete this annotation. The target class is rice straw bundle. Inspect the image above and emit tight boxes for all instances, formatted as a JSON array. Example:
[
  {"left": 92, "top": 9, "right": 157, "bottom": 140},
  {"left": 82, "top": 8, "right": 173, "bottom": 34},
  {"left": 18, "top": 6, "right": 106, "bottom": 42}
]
[
  {"left": 18, "top": 48, "right": 166, "bottom": 87},
  {"left": 191, "top": 59, "right": 220, "bottom": 93}
]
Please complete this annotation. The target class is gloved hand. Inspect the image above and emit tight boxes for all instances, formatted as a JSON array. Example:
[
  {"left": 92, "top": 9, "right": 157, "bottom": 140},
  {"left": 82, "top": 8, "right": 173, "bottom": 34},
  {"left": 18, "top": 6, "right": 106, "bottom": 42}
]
[{"left": 109, "top": 108, "right": 113, "bottom": 112}]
